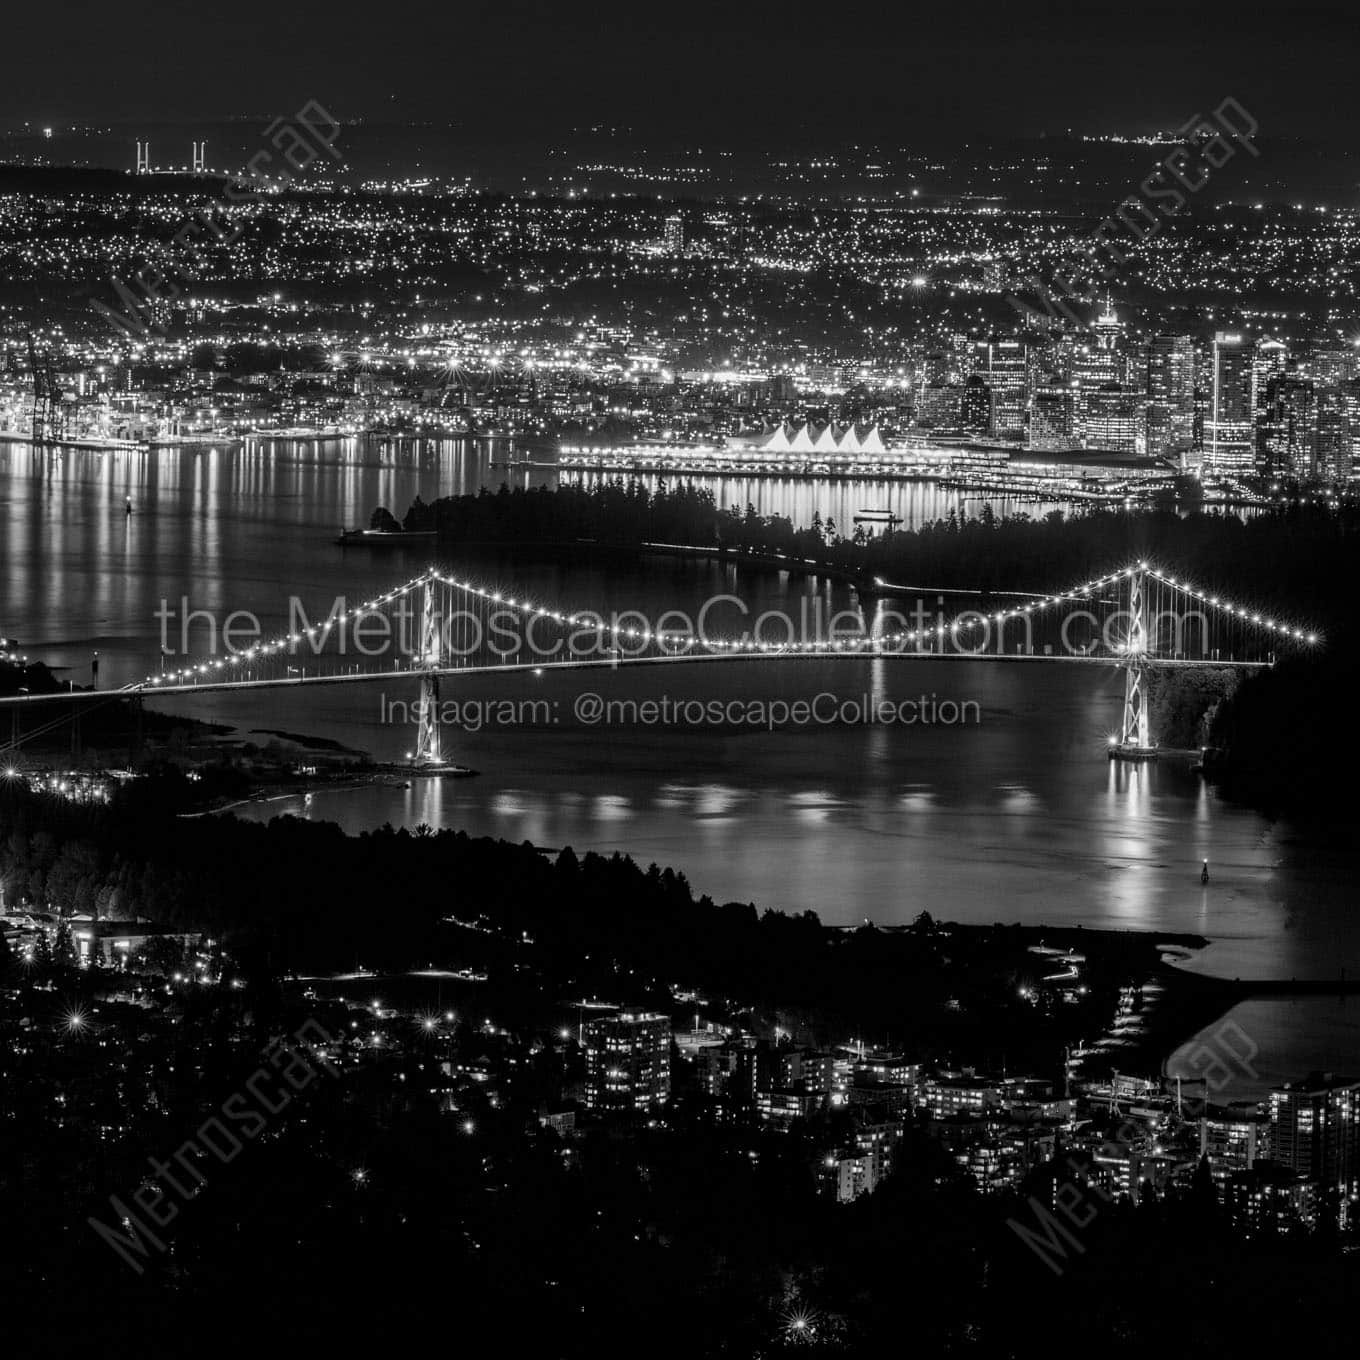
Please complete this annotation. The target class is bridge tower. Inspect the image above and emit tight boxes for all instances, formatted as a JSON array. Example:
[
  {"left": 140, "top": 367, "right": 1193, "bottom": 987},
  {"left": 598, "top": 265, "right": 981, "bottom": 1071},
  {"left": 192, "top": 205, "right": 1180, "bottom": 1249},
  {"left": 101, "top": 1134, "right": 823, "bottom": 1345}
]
[
  {"left": 1109, "top": 566, "right": 1157, "bottom": 761},
  {"left": 411, "top": 577, "right": 445, "bottom": 767}
]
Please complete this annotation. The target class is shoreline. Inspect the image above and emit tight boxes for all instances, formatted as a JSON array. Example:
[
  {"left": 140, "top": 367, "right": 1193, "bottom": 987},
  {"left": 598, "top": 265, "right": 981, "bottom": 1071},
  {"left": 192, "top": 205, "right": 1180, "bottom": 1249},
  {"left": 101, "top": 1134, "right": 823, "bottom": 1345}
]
[
  {"left": 184, "top": 762, "right": 479, "bottom": 818},
  {"left": 204, "top": 773, "right": 1338, "bottom": 1081}
]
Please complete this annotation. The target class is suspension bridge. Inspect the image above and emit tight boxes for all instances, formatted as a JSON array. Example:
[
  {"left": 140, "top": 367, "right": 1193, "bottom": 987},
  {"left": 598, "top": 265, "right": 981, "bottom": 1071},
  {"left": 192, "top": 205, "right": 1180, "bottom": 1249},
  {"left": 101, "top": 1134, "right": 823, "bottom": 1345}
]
[{"left": 0, "top": 560, "right": 1320, "bottom": 766}]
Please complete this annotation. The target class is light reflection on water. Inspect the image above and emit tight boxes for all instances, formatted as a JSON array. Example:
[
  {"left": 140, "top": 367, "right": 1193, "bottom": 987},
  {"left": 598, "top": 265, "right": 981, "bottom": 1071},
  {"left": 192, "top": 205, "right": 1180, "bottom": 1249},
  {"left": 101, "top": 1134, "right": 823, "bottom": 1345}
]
[
  {"left": 1, "top": 437, "right": 1356, "bottom": 1045},
  {"left": 222, "top": 653, "right": 1356, "bottom": 996}
]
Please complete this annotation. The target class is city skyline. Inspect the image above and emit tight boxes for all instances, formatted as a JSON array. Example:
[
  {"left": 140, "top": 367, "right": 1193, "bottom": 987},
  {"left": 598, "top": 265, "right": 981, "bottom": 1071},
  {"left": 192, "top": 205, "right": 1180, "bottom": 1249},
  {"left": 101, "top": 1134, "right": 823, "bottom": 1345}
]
[{"left": 3, "top": 5, "right": 1358, "bottom": 1352}]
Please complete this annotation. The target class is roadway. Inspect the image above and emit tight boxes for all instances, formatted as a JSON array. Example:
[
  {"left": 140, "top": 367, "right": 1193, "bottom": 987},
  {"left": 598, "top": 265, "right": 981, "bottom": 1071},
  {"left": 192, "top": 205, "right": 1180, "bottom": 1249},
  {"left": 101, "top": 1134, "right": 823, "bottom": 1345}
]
[{"left": 0, "top": 649, "right": 1272, "bottom": 706}]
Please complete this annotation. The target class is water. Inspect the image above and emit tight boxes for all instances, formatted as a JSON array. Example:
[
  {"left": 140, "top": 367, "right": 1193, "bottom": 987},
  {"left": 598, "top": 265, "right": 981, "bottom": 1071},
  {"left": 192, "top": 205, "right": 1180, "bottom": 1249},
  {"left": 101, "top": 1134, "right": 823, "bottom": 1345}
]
[
  {"left": 565, "top": 467, "right": 1074, "bottom": 530},
  {"left": 1167, "top": 997, "right": 1360, "bottom": 1104},
  {"left": 3, "top": 435, "right": 1358, "bottom": 1084}
]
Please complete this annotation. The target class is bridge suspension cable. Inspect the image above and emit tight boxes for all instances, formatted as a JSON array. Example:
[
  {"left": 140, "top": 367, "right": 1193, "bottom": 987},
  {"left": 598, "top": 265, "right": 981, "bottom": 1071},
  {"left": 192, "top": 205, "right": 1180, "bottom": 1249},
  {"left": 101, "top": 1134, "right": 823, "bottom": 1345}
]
[
  {"left": 0, "top": 559, "right": 1324, "bottom": 771},
  {"left": 107, "top": 557, "right": 1323, "bottom": 695}
]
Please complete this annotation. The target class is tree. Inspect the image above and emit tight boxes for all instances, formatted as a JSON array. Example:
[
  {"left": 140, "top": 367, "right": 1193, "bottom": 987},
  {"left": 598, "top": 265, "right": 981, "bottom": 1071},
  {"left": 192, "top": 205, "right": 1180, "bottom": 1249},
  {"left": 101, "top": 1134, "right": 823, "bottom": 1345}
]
[
  {"left": 52, "top": 921, "right": 74, "bottom": 967},
  {"left": 1190, "top": 1153, "right": 1217, "bottom": 1214},
  {"left": 137, "top": 935, "right": 184, "bottom": 976}
]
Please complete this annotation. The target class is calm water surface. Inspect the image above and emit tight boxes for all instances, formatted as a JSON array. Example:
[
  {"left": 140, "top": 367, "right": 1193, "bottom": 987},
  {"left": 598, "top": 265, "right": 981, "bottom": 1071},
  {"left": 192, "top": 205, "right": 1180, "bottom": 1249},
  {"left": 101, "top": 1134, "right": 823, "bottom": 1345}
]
[{"left": 2, "top": 436, "right": 1355, "bottom": 1081}]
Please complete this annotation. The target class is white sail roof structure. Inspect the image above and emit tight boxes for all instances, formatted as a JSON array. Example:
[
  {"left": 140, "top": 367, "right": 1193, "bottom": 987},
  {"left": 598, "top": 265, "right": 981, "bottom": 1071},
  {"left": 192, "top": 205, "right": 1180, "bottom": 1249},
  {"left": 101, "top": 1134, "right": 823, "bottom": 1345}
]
[
  {"left": 760, "top": 424, "right": 792, "bottom": 453},
  {"left": 730, "top": 422, "right": 886, "bottom": 459},
  {"left": 813, "top": 422, "right": 840, "bottom": 453}
]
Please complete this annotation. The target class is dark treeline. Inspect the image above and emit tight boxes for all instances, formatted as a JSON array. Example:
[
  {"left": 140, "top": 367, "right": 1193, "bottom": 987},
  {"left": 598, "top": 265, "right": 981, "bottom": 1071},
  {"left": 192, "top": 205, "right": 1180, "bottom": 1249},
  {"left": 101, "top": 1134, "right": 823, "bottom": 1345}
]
[
  {"left": 0, "top": 777, "right": 1137, "bottom": 1063},
  {"left": 21, "top": 1094, "right": 1360, "bottom": 1357},
  {"left": 1150, "top": 666, "right": 1241, "bottom": 750},
  {"left": 399, "top": 482, "right": 1357, "bottom": 620}
]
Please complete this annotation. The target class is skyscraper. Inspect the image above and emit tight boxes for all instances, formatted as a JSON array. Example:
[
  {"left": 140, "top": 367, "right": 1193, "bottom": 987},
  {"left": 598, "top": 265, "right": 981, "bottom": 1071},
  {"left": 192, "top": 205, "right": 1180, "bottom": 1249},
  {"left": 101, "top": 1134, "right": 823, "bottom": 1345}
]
[
  {"left": 1091, "top": 298, "right": 1126, "bottom": 355},
  {"left": 1082, "top": 383, "right": 1144, "bottom": 454},
  {"left": 1146, "top": 334, "right": 1195, "bottom": 461},
  {"left": 583, "top": 1011, "right": 672, "bottom": 1113},
  {"left": 1259, "top": 375, "right": 1318, "bottom": 479},
  {"left": 1251, "top": 337, "right": 1289, "bottom": 470},
  {"left": 1343, "top": 376, "right": 1360, "bottom": 483},
  {"left": 971, "top": 339, "right": 1027, "bottom": 438},
  {"left": 1028, "top": 384, "right": 1078, "bottom": 451},
  {"left": 1204, "top": 332, "right": 1253, "bottom": 475},
  {"left": 960, "top": 374, "right": 992, "bottom": 434},
  {"left": 1304, "top": 344, "right": 1355, "bottom": 391},
  {"left": 1316, "top": 394, "right": 1348, "bottom": 484},
  {"left": 1251, "top": 338, "right": 1289, "bottom": 417}
]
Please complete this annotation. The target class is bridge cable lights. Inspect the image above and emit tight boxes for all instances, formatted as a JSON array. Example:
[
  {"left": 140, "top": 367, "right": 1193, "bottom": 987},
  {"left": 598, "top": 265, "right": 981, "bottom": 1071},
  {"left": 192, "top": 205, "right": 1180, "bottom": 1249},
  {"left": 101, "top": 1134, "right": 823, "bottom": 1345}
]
[
  {"left": 129, "top": 561, "right": 1321, "bottom": 698},
  {"left": 1142, "top": 565, "right": 1318, "bottom": 646}
]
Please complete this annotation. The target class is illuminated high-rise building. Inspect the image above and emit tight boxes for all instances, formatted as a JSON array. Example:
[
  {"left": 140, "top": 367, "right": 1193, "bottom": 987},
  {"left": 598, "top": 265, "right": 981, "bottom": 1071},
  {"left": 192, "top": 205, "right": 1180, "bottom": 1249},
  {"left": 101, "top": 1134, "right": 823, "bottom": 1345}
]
[
  {"left": 1259, "top": 375, "right": 1317, "bottom": 479},
  {"left": 914, "top": 382, "right": 962, "bottom": 430},
  {"left": 1146, "top": 334, "right": 1195, "bottom": 460},
  {"left": 970, "top": 339, "right": 1027, "bottom": 438},
  {"left": 1225, "top": 1163, "right": 1317, "bottom": 1236},
  {"left": 1343, "top": 377, "right": 1360, "bottom": 482},
  {"left": 664, "top": 213, "right": 684, "bottom": 255},
  {"left": 1250, "top": 338, "right": 1288, "bottom": 414},
  {"left": 919, "top": 350, "right": 959, "bottom": 387},
  {"left": 1316, "top": 392, "right": 1349, "bottom": 485},
  {"left": 1269, "top": 1073, "right": 1360, "bottom": 1206},
  {"left": 1091, "top": 296, "right": 1125, "bottom": 353},
  {"left": 1081, "top": 383, "right": 1144, "bottom": 454},
  {"left": 583, "top": 1011, "right": 672, "bottom": 1113},
  {"left": 1250, "top": 337, "right": 1289, "bottom": 469},
  {"left": 1204, "top": 332, "right": 1253, "bottom": 475},
  {"left": 960, "top": 375, "right": 992, "bottom": 434},
  {"left": 1072, "top": 336, "right": 1120, "bottom": 391},
  {"left": 1028, "top": 384, "right": 1078, "bottom": 451},
  {"left": 1304, "top": 344, "right": 1355, "bottom": 391}
]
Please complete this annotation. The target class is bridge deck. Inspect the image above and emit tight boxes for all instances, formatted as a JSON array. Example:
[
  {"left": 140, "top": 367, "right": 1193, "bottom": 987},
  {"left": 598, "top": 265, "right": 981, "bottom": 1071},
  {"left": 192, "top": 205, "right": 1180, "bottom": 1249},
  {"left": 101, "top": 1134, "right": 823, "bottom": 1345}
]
[{"left": 0, "top": 650, "right": 1271, "bottom": 706}]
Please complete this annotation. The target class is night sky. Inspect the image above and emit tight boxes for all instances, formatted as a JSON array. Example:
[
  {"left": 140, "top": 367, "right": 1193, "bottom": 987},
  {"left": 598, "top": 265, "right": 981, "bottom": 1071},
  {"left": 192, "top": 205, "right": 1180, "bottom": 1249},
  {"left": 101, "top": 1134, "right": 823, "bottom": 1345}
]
[{"left": 5, "top": 0, "right": 1355, "bottom": 143}]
